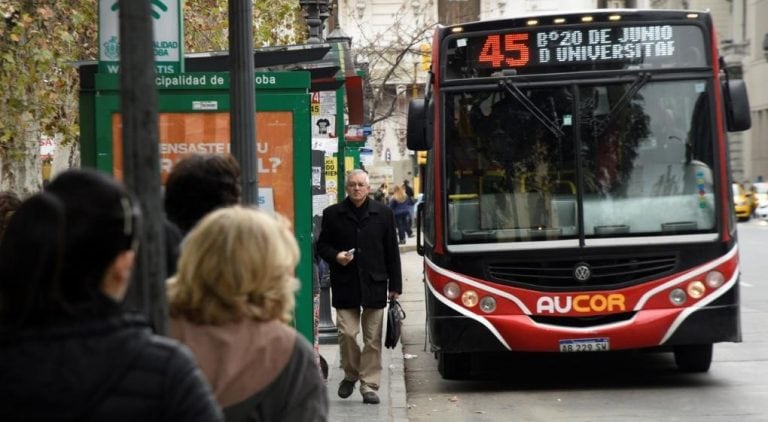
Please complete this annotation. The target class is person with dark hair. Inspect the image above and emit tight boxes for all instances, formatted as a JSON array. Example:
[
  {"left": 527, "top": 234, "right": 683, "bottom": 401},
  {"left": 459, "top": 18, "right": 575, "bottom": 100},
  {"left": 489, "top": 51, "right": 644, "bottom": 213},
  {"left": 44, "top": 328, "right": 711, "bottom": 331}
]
[
  {"left": 373, "top": 183, "right": 388, "bottom": 204},
  {"left": 164, "top": 153, "right": 241, "bottom": 235},
  {"left": 402, "top": 179, "right": 414, "bottom": 199},
  {"left": 402, "top": 180, "right": 415, "bottom": 238},
  {"left": 0, "top": 169, "right": 222, "bottom": 421},
  {"left": 0, "top": 190, "right": 21, "bottom": 241}
]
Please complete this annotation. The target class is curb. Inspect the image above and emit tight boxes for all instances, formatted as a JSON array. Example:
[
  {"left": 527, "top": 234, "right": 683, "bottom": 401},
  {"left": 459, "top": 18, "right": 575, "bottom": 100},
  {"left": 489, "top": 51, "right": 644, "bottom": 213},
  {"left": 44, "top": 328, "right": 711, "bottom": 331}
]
[{"left": 388, "top": 340, "right": 409, "bottom": 421}]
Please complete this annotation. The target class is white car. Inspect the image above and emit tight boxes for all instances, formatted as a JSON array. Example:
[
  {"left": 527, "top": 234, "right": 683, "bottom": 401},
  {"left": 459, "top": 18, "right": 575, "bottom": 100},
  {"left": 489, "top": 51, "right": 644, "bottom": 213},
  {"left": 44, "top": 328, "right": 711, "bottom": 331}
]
[{"left": 756, "top": 202, "right": 768, "bottom": 219}]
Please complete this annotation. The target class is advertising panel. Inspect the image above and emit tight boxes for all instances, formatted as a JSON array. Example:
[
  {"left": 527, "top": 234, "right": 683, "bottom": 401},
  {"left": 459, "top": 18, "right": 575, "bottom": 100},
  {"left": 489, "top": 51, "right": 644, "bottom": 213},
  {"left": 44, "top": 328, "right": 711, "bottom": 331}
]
[{"left": 112, "top": 111, "right": 295, "bottom": 223}]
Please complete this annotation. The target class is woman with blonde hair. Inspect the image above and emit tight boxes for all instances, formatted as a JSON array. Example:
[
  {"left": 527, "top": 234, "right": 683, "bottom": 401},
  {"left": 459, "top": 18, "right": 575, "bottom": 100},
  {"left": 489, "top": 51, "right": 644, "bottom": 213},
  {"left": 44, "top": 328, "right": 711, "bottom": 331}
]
[
  {"left": 388, "top": 185, "right": 413, "bottom": 245},
  {"left": 168, "top": 206, "right": 328, "bottom": 422}
]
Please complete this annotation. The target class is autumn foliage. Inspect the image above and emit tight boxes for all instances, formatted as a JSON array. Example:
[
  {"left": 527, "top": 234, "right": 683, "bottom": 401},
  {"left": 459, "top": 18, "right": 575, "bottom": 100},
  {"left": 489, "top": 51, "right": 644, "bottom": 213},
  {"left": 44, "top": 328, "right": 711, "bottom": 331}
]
[{"left": 0, "top": 0, "right": 303, "bottom": 193}]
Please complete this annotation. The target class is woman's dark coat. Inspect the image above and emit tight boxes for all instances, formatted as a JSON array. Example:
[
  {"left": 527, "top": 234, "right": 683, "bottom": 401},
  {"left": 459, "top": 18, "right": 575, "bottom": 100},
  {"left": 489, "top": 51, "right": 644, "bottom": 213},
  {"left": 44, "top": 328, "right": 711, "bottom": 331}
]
[
  {"left": 317, "top": 197, "right": 402, "bottom": 309},
  {"left": 0, "top": 313, "right": 222, "bottom": 421}
]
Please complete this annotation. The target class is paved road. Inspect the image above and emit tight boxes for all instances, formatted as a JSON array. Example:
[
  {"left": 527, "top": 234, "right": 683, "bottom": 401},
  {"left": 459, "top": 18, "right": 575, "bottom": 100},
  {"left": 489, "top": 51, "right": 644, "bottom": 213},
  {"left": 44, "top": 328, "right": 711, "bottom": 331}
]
[{"left": 400, "top": 221, "right": 768, "bottom": 421}]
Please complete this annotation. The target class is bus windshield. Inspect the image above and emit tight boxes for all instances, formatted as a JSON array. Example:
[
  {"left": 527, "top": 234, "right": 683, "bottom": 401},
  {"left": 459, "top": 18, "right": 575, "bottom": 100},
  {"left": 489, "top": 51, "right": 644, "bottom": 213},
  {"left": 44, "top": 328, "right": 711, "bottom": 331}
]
[{"left": 444, "top": 79, "right": 716, "bottom": 244}]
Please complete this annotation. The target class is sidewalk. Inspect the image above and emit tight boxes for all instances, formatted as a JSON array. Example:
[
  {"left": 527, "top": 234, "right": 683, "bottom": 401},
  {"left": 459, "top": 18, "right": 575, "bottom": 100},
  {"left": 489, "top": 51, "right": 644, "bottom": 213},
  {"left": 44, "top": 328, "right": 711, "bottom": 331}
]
[{"left": 319, "top": 235, "right": 417, "bottom": 422}]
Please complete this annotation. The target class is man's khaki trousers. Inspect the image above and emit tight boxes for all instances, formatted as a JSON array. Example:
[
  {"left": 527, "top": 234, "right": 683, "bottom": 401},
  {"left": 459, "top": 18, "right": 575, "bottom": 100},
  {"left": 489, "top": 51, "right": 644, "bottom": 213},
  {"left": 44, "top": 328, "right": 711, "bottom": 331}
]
[{"left": 336, "top": 307, "right": 384, "bottom": 393}]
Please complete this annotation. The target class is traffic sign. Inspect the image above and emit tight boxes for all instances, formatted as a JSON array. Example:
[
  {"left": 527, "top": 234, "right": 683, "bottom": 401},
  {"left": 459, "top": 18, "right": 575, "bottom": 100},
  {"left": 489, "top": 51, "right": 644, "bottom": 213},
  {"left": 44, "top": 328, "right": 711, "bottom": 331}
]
[{"left": 98, "top": 0, "right": 183, "bottom": 74}]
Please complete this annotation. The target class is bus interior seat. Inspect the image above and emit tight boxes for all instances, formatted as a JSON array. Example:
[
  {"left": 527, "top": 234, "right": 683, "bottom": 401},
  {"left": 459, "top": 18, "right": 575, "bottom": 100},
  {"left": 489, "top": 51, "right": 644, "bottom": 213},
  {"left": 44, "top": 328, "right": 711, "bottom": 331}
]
[
  {"left": 449, "top": 200, "right": 480, "bottom": 237},
  {"left": 551, "top": 198, "right": 577, "bottom": 230}
]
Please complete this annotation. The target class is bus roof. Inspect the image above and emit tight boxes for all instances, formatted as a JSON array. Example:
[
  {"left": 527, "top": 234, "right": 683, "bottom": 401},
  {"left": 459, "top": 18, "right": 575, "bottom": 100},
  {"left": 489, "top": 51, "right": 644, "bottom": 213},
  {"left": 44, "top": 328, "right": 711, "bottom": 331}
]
[{"left": 437, "top": 8, "right": 711, "bottom": 33}]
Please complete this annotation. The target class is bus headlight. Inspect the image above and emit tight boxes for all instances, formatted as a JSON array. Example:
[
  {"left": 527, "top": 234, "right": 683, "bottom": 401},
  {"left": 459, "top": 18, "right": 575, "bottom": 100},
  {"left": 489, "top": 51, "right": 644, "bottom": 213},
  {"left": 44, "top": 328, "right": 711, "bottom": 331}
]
[
  {"left": 705, "top": 271, "right": 725, "bottom": 289},
  {"left": 687, "top": 281, "right": 706, "bottom": 299},
  {"left": 669, "top": 288, "right": 686, "bottom": 306},
  {"left": 461, "top": 290, "right": 479, "bottom": 307},
  {"left": 479, "top": 296, "right": 497, "bottom": 313},
  {"left": 443, "top": 282, "right": 461, "bottom": 300}
]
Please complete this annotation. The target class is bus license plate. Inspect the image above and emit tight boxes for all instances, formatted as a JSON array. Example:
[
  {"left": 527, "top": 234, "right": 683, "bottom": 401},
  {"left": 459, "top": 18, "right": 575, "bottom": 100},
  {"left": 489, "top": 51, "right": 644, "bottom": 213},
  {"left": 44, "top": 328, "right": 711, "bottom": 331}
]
[{"left": 559, "top": 338, "right": 610, "bottom": 352}]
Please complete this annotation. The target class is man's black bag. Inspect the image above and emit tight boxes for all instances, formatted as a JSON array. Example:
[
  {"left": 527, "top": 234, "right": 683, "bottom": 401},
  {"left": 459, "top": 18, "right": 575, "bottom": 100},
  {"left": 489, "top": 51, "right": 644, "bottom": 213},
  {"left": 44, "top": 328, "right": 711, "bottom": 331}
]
[{"left": 385, "top": 299, "right": 406, "bottom": 349}]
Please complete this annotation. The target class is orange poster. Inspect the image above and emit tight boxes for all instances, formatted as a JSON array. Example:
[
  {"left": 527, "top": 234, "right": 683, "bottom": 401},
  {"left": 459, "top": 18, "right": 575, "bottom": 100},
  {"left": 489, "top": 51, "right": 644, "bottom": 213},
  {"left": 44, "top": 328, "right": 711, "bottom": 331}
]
[
  {"left": 112, "top": 111, "right": 295, "bottom": 224},
  {"left": 255, "top": 112, "right": 294, "bottom": 224}
]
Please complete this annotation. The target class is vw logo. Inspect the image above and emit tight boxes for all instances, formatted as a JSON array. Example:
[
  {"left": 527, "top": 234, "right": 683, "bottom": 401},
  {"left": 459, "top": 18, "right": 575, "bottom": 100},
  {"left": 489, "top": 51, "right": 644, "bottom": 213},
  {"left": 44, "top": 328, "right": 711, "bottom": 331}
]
[{"left": 573, "top": 263, "right": 592, "bottom": 282}]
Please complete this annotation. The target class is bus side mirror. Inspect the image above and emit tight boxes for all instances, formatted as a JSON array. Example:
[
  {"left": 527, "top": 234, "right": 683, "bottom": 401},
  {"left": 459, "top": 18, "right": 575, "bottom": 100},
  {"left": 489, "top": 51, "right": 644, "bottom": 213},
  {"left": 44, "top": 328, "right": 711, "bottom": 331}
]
[
  {"left": 407, "top": 98, "right": 433, "bottom": 151},
  {"left": 723, "top": 79, "right": 751, "bottom": 132}
]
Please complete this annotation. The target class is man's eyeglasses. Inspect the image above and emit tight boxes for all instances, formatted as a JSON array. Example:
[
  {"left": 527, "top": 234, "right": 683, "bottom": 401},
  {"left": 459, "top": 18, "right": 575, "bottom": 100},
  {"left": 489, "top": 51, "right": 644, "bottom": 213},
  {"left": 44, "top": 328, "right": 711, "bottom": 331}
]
[{"left": 346, "top": 182, "right": 368, "bottom": 188}]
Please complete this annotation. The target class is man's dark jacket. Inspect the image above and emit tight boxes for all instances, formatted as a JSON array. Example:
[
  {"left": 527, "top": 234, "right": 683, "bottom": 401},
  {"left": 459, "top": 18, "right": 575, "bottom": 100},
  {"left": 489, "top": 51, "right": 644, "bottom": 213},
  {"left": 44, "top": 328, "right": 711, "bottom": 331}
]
[
  {"left": 0, "top": 312, "right": 222, "bottom": 421},
  {"left": 317, "top": 197, "right": 402, "bottom": 309}
]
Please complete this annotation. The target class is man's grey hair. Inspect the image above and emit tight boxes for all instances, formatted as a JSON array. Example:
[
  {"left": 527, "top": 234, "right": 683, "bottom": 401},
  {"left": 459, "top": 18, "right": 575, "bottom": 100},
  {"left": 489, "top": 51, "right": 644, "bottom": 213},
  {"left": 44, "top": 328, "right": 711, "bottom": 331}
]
[{"left": 347, "top": 169, "right": 370, "bottom": 185}]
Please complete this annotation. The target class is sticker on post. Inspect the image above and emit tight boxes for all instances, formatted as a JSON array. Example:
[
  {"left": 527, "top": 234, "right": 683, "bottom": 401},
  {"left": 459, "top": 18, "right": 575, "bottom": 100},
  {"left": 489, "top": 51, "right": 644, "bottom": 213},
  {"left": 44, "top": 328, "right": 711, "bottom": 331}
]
[
  {"left": 193, "top": 101, "right": 218, "bottom": 110},
  {"left": 559, "top": 337, "right": 609, "bottom": 352}
]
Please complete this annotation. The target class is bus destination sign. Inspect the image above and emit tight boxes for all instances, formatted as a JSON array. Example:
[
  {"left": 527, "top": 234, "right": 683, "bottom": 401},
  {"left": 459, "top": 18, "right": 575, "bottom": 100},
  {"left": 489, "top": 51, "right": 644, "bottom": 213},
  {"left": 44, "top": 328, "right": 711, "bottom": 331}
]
[
  {"left": 535, "top": 26, "right": 675, "bottom": 65},
  {"left": 453, "top": 24, "right": 705, "bottom": 78}
]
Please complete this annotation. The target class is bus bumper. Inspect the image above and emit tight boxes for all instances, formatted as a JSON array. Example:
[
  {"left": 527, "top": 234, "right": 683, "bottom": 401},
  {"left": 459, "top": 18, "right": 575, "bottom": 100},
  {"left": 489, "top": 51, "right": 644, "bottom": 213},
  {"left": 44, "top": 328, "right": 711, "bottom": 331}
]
[{"left": 427, "top": 287, "right": 741, "bottom": 353}]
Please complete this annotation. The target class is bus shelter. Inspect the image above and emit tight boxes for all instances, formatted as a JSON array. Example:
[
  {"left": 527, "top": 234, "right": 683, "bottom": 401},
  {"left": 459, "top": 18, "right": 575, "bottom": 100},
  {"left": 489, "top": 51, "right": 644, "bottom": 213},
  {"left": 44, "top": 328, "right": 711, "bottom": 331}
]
[{"left": 79, "top": 66, "right": 314, "bottom": 340}]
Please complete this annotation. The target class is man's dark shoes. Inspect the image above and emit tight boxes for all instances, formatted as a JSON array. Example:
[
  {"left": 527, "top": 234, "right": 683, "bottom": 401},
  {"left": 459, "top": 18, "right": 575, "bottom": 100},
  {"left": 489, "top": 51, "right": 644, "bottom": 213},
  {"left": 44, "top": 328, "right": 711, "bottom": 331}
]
[
  {"left": 362, "top": 391, "right": 380, "bottom": 404},
  {"left": 338, "top": 379, "right": 356, "bottom": 398}
]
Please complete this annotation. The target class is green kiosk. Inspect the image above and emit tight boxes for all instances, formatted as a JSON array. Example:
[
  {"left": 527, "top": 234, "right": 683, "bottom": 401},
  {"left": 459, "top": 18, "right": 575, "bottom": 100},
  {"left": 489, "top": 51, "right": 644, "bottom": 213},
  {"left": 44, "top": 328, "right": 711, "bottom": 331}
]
[{"left": 78, "top": 67, "right": 315, "bottom": 340}]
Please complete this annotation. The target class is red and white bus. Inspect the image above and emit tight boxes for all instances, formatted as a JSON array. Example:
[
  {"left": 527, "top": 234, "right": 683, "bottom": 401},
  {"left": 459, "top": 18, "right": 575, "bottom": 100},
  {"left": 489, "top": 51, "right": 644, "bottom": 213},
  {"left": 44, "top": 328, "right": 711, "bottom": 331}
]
[{"left": 407, "top": 9, "right": 751, "bottom": 379}]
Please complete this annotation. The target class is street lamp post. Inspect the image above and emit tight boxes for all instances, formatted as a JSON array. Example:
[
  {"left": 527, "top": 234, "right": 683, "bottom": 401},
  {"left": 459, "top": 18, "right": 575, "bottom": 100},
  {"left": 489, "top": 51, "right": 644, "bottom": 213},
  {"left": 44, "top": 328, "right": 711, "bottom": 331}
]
[
  {"left": 300, "top": 0, "right": 332, "bottom": 43},
  {"left": 315, "top": 17, "right": 353, "bottom": 346}
]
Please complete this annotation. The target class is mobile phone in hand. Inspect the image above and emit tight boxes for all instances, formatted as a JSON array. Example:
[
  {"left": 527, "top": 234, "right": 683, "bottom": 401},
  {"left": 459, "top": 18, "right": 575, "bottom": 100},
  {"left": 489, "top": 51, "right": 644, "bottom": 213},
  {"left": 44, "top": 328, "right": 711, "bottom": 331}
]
[{"left": 347, "top": 248, "right": 355, "bottom": 257}]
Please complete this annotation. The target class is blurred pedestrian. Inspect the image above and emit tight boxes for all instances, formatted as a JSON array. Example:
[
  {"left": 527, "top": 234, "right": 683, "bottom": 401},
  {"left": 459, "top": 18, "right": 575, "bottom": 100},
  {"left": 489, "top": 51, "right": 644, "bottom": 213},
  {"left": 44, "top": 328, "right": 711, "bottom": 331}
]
[
  {"left": 0, "top": 191, "right": 21, "bottom": 241},
  {"left": 0, "top": 169, "right": 222, "bottom": 421},
  {"left": 316, "top": 169, "right": 402, "bottom": 404},
  {"left": 402, "top": 179, "right": 414, "bottom": 199},
  {"left": 163, "top": 153, "right": 241, "bottom": 274},
  {"left": 373, "top": 183, "right": 387, "bottom": 204},
  {"left": 389, "top": 185, "right": 413, "bottom": 245},
  {"left": 168, "top": 206, "right": 328, "bottom": 421},
  {"left": 164, "top": 153, "right": 241, "bottom": 236},
  {"left": 402, "top": 180, "right": 415, "bottom": 237}
]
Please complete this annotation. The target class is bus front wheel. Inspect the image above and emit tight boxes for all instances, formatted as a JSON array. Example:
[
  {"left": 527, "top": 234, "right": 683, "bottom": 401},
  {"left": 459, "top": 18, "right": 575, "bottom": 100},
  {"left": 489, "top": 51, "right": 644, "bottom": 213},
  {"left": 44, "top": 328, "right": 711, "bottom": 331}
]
[
  {"left": 674, "top": 344, "right": 713, "bottom": 373},
  {"left": 437, "top": 352, "right": 471, "bottom": 380}
]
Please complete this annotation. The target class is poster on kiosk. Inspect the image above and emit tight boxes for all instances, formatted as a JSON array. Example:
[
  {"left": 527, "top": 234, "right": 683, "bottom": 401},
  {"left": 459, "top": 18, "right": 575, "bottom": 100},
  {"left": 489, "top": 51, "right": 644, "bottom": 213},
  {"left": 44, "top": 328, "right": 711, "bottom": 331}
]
[{"left": 112, "top": 112, "right": 293, "bottom": 220}]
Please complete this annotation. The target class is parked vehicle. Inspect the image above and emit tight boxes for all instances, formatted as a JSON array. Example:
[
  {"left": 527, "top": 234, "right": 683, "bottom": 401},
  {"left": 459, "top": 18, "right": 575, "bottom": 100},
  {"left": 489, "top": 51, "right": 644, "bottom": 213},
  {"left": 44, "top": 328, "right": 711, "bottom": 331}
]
[
  {"left": 733, "top": 183, "right": 752, "bottom": 221},
  {"left": 750, "top": 182, "right": 768, "bottom": 208},
  {"left": 756, "top": 202, "right": 768, "bottom": 219}
]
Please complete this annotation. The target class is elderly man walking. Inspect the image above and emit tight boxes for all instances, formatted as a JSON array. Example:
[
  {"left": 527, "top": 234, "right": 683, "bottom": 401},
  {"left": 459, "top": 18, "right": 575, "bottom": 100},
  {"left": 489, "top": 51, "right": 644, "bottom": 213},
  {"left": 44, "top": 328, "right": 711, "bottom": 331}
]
[{"left": 316, "top": 169, "right": 402, "bottom": 405}]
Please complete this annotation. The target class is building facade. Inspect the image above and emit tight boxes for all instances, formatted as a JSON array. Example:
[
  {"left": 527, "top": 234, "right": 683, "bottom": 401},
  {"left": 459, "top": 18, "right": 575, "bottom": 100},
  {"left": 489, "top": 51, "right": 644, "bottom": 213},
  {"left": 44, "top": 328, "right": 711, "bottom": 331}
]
[{"left": 741, "top": 0, "right": 768, "bottom": 183}]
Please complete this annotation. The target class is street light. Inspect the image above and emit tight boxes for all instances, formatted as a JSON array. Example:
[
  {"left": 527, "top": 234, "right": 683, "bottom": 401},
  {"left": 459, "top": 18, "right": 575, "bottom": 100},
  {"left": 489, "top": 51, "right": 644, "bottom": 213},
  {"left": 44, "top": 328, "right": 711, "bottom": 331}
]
[
  {"left": 327, "top": 25, "right": 352, "bottom": 46},
  {"left": 316, "top": 21, "right": 353, "bottom": 346},
  {"left": 299, "top": 0, "right": 332, "bottom": 43}
]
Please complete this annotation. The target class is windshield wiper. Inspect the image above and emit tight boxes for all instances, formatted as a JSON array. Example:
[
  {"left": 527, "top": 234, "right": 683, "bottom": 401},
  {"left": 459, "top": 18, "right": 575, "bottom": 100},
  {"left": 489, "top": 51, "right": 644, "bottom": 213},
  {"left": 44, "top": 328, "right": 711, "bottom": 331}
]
[
  {"left": 499, "top": 78, "right": 565, "bottom": 138},
  {"left": 597, "top": 72, "right": 652, "bottom": 135}
]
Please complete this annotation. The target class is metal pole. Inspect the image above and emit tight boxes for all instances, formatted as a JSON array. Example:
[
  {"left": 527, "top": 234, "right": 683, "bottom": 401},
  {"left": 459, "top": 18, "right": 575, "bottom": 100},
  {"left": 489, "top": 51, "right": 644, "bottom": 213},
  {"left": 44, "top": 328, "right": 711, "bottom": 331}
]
[
  {"left": 317, "top": 260, "right": 337, "bottom": 344},
  {"left": 314, "top": 3, "right": 346, "bottom": 345},
  {"left": 118, "top": 0, "right": 167, "bottom": 334},
  {"left": 229, "top": 0, "right": 258, "bottom": 205}
]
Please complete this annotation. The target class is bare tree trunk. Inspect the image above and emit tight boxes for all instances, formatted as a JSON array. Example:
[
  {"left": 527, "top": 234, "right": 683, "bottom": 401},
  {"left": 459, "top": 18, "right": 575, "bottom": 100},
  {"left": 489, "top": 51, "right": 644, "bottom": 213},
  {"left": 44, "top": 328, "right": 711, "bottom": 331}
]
[{"left": 0, "top": 116, "right": 41, "bottom": 196}]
